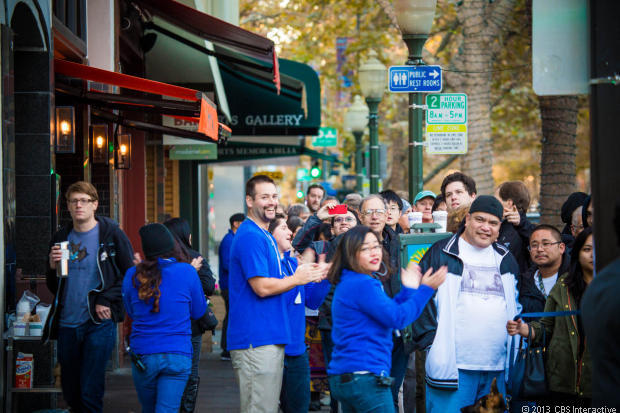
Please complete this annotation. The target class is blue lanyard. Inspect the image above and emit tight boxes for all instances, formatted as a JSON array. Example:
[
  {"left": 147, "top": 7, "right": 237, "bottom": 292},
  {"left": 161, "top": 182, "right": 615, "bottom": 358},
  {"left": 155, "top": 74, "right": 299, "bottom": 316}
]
[
  {"left": 248, "top": 218, "right": 283, "bottom": 277},
  {"left": 513, "top": 310, "right": 580, "bottom": 321}
]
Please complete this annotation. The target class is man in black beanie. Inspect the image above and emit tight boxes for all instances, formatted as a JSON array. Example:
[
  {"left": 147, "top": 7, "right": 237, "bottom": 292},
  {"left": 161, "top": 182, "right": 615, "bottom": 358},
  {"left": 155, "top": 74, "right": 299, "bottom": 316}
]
[
  {"left": 560, "top": 192, "right": 588, "bottom": 249},
  {"left": 412, "top": 195, "right": 521, "bottom": 412}
]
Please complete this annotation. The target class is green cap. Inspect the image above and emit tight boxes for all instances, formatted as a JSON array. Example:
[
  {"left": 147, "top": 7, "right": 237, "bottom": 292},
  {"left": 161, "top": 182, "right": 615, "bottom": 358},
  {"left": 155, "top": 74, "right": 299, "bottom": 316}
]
[{"left": 414, "top": 190, "right": 436, "bottom": 204}]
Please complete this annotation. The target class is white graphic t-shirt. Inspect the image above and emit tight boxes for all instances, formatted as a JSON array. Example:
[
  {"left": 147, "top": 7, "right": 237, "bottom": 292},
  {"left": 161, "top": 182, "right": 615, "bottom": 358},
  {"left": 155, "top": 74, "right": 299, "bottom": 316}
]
[{"left": 455, "top": 238, "right": 508, "bottom": 371}]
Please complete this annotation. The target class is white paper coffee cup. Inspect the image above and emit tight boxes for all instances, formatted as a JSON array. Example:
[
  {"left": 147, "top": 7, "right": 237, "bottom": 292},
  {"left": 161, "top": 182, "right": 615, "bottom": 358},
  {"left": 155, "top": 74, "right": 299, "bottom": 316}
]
[{"left": 433, "top": 211, "right": 448, "bottom": 232}]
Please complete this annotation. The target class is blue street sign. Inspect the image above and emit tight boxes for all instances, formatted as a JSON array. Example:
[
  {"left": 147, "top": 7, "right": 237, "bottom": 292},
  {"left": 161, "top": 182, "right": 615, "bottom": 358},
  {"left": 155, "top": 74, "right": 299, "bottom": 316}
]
[{"left": 388, "top": 65, "right": 442, "bottom": 93}]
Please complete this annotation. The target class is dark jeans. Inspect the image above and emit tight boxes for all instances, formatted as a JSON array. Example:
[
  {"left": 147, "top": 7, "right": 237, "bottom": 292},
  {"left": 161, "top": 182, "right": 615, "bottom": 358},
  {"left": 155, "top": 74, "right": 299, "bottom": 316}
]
[
  {"left": 221, "top": 289, "right": 229, "bottom": 352},
  {"left": 390, "top": 336, "right": 408, "bottom": 409},
  {"left": 403, "top": 350, "right": 427, "bottom": 413},
  {"left": 329, "top": 373, "right": 395, "bottom": 413},
  {"left": 281, "top": 351, "right": 311, "bottom": 413},
  {"left": 320, "top": 329, "right": 339, "bottom": 413},
  {"left": 180, "top": 334, "right": 202, "bottom": 412},
  {"left": 57, "top": 319, "right": 116, "bottom": 413}
]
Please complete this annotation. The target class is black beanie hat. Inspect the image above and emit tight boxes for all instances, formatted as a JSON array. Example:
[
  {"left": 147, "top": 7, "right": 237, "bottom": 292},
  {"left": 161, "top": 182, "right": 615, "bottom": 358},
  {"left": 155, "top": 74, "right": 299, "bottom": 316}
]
[
  {"left": 139, "top": 223, "right": 175, "bottom": 258},
  {"left": 582, "top": 195, "right": 591, "bottom": 229},
  {"left": 468, "top": 195, "right": 504, "bottom": 221},
  {"left": 561, "top": 192, "right": 588, "bottom": 224}
]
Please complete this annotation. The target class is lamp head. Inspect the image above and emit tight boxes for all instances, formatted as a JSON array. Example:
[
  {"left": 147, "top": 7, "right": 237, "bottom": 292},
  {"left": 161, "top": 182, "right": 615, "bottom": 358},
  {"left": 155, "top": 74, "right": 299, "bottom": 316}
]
[
  {"left": 358, "top": 50, "right": 387, "bottom": 100},
  {"left": 345, "top": 95, "right": 370, "bottom": 134},
  {"left": 394, "top": 0, "right": 438, "bottom": 36}
]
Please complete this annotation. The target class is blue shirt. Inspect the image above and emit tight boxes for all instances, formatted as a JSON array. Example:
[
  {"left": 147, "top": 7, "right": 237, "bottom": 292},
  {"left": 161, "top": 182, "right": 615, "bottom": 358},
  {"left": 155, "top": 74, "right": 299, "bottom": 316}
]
[
  {"left": 122, "top": 258, "right": 207, "bottom": 356},
  {"left": 281, "top": 252, "right": 331, "bottom": 356},
  {"left": 60, "top": 224, "right": 101, "bottom": 327},
  {"left": 227, "top": 219, "right": 291, "bottom": 350},
  {"left": 218, "top": 230, "right": 235, "bottom": 291},
  {"left": 328, "top": 269, "right": 435, "bottom": 376}
]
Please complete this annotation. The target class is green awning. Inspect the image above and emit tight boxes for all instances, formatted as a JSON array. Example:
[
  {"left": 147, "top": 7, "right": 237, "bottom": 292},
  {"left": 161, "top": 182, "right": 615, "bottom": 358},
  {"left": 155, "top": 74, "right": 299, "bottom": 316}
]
[
  {"left": 218, "top": 56, "right": 321, "bottom": 136},
  {"left": 190, "top": 141, "right": 339, "bottom": 164}
]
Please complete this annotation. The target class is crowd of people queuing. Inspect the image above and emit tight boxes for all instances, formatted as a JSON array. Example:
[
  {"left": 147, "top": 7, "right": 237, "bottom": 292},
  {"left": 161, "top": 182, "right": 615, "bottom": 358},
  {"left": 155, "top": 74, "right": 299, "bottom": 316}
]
[{"left": 42, "top": 172, "right": 620, "bottom": 413}]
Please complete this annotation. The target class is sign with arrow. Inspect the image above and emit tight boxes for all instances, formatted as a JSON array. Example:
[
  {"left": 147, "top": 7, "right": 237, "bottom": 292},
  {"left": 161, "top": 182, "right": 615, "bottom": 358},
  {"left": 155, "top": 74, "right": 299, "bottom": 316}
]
[
  {"left": 388, "top": 65, "right": 442, "bottom": 93},
  {"left": 312, "top": 127, "right": 338, "bottom": 147}
]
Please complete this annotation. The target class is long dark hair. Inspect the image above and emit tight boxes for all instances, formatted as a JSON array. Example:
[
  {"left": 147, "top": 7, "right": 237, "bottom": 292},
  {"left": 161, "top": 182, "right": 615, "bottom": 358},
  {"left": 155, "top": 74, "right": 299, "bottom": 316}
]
[
  {"left": 268, "top": 213, "right": 287, "bottom": 234},
  {"left": 134, "top": 243, "right": 188, "bottom": 313},
  {"left": 565, "top": 226, "right": 593, "bottom": 305},
  {"left": 163, "top": 217, "right": 194, "bottom": 255},
  {"left": 135, "top": 220, "right": 191, "bottom": 313},
  {"left": 327, "top": 225, "right": 392, "bottom": 285}
]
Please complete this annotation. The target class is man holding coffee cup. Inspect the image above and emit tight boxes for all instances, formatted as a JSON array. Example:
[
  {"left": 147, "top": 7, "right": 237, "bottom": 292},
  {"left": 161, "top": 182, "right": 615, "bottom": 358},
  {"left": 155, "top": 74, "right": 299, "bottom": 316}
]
[{"left": 44, "top": 181, "right": 134, "bottom": 413}]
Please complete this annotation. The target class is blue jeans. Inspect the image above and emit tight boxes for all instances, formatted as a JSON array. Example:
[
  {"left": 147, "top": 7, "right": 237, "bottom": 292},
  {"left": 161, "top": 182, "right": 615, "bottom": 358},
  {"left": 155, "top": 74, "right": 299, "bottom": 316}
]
[
  {"left": 426, "top": 369, "right": 506, "bottom": 413},
  {"left": 329, "top": 374, "right": 395, "bottom": 413},
  {"left": 57, "top": 319, "right": 116, "bottom": 413},
  {"left": 280, "top": 351, "right": 310, "bottom": 413},
  {"left": 132, "top": 353, "right": 192, "bottom": 413},
  {"left": 390, "top": 337, "right": 408, "bottom": 409}
]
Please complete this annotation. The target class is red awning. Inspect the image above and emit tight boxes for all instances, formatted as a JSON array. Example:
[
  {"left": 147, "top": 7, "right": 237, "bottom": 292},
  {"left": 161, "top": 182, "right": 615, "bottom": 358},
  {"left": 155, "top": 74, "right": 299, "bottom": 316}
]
[
  {"left": 132, "top": 0, "right": 280, "bottom": 92},
  {"left": 54, "top": 59, "right": 220, "bottom": 141}
]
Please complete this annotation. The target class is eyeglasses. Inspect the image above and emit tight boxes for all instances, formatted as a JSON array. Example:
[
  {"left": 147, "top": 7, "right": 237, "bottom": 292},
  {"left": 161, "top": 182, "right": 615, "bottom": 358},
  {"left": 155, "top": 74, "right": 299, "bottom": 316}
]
[
  {"left": 362, "top": 209, "right": 386, "bottom": 216},
  {"left": 360, "top": 245, "right": 382, "bottom": 253},
  {"left": 527, "top": 241, "right": 561, "bottom": 251},
  {"left": 334, "top": 217, "right": 356, "bottom": 224},
  {"left": 68, "top": 198, "right": 94, "bottom": 206}
]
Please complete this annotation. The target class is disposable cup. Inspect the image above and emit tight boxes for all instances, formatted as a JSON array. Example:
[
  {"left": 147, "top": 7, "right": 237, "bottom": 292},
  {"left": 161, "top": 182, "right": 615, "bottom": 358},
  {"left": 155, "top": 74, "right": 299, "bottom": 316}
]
[
  {"left": 433, "top": 211, "right": 448, "bottom": 232},
  {"left": 14, "top": 321, "right": 28, "bottom": 336},
  {"left": 29, "top": 321, "right": 43, "bottom": 336}
]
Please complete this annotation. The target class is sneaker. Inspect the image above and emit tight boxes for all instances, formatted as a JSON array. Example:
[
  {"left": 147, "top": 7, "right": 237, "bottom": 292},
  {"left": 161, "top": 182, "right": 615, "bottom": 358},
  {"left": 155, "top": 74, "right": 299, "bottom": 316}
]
[{"left": 220, "top": 351, "right": 231, "bottom": 361}]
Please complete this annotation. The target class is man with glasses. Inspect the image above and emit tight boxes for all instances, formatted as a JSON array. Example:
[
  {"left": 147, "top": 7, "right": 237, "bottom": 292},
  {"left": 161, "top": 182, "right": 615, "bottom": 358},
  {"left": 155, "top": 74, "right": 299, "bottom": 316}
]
[
  {"left": 44, "top": 181, "right": 134, "bottom": 412},
  {"left": 517, "top": 224, "right": 568, "bottom": 315},
  {"left": 359, "top": 194, "right": 408, "bottom": 409}
]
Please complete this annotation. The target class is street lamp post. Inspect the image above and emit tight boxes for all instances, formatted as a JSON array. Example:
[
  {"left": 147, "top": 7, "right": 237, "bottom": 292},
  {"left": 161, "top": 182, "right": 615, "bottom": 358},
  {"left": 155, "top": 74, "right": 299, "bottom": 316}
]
[
  {"left": 358, "top": 51, "right": 387, "bottom": 194},
  {"left": 344, "top": 95, "right": 369, "bottom": 192},
  {"left": 394, "top": 0, "right": 438, "bottom": 202}
]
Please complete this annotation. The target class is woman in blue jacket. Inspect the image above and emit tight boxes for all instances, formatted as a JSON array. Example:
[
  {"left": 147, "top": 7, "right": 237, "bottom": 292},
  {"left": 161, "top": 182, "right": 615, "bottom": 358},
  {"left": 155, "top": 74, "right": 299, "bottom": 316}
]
[
  {"left": 268, "top": 213, "right": 331, "bottom": 413},
  {"left": 327, "top": 226, "right": 446, "bottom": 412},
  {"left": 163, "top": 217, "right": 216, "bottom": 413},
  {"left": 122, "top": 223, "right": 207, "bottom": 413}
]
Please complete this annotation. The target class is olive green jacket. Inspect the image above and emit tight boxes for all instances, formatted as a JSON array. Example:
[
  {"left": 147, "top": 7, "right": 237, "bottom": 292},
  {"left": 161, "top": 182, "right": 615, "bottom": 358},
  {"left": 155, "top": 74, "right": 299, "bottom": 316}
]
[{"left": 530, "top": 273, "right": 591, "bottom": 398}]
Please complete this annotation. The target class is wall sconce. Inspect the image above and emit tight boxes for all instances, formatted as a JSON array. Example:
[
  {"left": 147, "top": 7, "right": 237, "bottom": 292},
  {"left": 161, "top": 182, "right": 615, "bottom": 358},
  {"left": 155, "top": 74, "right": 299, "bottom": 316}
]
[
  {"left": 114, "top": 133, "right": 131, "bottom": 169},
  {"left": 55, "top": 106, "right": 75, "bottom": 153},
  {"left": 91, "top": 125, "right": 108, "bottom": 164}
]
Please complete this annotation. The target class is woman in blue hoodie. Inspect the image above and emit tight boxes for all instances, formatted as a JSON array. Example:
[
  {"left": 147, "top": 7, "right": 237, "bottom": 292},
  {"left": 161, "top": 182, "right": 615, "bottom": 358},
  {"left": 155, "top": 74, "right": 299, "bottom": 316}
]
[
  {"left": 122, "top": 223, "right": 207, "bottom": 413},
  {"left": 327, "top": 226, "right": 446, "bottom": 412},
  {"left": 268, "top": 213, "right": 331, "bottom": 413}
]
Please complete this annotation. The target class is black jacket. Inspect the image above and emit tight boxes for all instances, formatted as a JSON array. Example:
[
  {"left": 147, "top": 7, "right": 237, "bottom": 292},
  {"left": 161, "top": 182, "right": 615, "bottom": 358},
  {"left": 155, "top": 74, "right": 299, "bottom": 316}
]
[
  {"left": 497, "top": 211, "right": 535, "bottom": 274},
  {"left": 411, "top": 229, "right": 521, "bottom": 352},
  {"left": 188, "top": 248, "right": 216, "bottom": 336},
  {"left": 292, "top": 214, "right": 324, "bottom": 254},
  {"left": 517, "top": 253, "right": 570, "bottom": 317},
  {"left": 43, "top": 216, "right": 134, "bottom": 341}
]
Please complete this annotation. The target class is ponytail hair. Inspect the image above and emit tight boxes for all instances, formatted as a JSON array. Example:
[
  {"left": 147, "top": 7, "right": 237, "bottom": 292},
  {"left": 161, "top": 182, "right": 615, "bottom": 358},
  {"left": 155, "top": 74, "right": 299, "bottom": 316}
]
[{"left": 133, "top": 242, "right": 189, "bottom": 312}]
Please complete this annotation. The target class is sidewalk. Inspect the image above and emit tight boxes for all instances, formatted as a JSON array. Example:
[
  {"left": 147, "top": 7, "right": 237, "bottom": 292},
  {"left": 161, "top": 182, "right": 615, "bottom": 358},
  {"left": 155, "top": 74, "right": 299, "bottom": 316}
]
[{"left": 104, "top": 329, "right": 240, "bottom": 412}]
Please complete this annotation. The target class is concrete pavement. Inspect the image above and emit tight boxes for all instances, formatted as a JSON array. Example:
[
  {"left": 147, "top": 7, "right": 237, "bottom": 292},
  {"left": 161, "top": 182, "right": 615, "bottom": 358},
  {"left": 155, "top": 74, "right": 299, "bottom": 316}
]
[{"left": 103, "top": 330, "right": 240, "bottom": 412}]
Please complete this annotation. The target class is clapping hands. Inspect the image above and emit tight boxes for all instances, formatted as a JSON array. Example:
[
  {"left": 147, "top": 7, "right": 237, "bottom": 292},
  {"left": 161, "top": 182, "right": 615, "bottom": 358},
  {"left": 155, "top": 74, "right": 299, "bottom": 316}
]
[{"left": 401, "top": 262, "right": 447, "bottom": 290}]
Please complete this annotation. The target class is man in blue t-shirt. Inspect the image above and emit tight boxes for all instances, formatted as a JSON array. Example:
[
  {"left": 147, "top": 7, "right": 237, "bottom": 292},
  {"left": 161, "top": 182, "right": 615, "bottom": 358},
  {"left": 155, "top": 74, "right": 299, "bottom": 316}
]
[
  {"left": 227, "top": 175, "right": 327, "bottom": 413},
  {"left": 45, "top": 181, "right": 134, "bottom": 412},
  {"left": 218, "top": 212, "right": 245, "bottom": 361}
]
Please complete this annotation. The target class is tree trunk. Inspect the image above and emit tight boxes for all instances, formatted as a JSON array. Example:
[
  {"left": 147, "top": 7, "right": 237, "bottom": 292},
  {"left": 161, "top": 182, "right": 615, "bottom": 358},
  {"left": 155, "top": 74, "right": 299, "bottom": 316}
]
[
  {"left": 453, "top": 0, "right": 516, "bottom": 194},
  {"left": 538, "top": 95, "right": 578, "bottom": 229}
]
